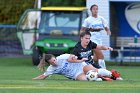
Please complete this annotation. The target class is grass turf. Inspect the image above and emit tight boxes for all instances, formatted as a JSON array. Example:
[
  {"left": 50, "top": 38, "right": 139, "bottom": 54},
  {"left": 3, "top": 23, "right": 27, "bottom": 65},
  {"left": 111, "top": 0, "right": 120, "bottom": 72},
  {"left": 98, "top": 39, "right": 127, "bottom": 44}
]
[{"left": 0, "top": 57, "right": 140, "bottom": 93}]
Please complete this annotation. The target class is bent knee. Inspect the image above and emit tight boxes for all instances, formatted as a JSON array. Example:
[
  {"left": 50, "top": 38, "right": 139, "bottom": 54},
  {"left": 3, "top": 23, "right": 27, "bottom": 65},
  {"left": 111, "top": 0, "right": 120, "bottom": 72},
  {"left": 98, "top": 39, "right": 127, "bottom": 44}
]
[
  {"left": 76, "top": 73, "right": 87, "bottom": 80},
  {"left": 83, "top": 65, "right": 96, "bottom": 74}
]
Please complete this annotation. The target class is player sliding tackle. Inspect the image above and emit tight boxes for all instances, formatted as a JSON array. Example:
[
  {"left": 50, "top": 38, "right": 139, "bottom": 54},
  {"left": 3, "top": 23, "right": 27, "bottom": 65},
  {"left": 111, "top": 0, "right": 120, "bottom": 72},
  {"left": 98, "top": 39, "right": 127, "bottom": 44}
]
[{"left": 32, "top": 54, "right": 123, "bottom": 81}]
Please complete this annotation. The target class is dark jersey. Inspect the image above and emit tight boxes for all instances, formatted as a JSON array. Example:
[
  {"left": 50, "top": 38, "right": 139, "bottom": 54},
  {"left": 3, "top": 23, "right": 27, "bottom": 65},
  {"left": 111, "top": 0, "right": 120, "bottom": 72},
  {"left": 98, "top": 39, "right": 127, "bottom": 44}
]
[{"left": 71, "top": 40, "right": 97, "bottom": 62}]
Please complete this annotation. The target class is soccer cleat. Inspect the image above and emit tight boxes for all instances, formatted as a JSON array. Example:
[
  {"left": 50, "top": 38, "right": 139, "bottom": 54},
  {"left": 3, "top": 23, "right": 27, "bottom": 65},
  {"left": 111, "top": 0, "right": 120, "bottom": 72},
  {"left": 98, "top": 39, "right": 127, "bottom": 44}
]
[
  {"left": 111, "top": 69, "right": 123, "bottom": 80},
  {"left": 116, "top": 77, "right": 123, "bottom": 80}
]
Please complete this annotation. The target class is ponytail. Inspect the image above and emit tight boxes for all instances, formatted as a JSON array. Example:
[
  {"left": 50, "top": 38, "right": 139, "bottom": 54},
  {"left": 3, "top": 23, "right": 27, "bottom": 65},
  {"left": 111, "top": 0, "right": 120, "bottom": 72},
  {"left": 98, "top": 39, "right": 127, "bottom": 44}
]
[
  {"left": 37, "top": 53, "right": 46, "bottom": 72},
  {"left": 37, "top": 53, "right": 54, "bottom": 72}
]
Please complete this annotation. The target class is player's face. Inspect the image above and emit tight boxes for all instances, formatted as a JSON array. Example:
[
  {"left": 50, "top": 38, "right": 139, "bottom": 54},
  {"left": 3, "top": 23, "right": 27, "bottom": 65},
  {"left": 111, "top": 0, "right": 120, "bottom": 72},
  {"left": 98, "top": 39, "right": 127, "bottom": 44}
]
[
  {"left": 81, "top": 35, "right": 91, "bottom": 46},
  {"left": 91, "top": 6, "right": 98, "bottom": 15},
  {"left": 48, "top": 57, "right": 57, "bottom": 66}
]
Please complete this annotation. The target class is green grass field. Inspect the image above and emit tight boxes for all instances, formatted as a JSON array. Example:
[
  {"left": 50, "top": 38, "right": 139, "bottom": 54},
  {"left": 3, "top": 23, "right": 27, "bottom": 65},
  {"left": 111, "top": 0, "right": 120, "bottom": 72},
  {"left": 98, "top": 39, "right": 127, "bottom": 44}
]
[{"left": 0, "top": 57, "right": 140, "bottom": 93}]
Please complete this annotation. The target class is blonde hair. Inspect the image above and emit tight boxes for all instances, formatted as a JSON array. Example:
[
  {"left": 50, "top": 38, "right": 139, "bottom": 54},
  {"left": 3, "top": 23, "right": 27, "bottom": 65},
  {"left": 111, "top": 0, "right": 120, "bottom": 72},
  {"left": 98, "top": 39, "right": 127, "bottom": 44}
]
[
  {"left": 37, "top": 53, "right": 54, "bottom": 72},
  {"left": 37, "top": 53, "right": 46, "bottom": 72}
]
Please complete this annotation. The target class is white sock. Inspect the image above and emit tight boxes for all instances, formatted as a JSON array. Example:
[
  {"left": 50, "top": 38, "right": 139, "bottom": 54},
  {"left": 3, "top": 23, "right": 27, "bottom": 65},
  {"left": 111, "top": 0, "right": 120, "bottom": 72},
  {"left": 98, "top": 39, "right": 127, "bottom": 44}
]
[
  {"left": 98, "top": 69, "right": 112, "bottom": 77},
  {"left": 98, "top": 59, "right": 106, "bottom": 69}
]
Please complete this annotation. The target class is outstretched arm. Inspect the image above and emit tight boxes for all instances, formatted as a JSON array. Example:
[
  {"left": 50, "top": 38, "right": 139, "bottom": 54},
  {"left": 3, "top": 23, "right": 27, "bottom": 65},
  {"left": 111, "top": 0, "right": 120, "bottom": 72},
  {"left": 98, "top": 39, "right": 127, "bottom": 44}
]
[
  {"left": 32, "top": 74, "right": 48, "bottom": 80},
  {"left": 96, "top": 45, "right": 113, "bottom": 51}
]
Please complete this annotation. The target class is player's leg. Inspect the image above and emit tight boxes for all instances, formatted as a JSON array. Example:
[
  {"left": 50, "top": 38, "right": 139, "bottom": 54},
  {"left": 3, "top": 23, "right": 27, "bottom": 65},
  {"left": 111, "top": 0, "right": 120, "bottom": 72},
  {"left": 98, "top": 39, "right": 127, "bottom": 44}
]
[
  {"left": 97, "top": 68, "right": 112, "bottom": 77},
  {"left": 83, "top": 64, "right": 97, "bottom": 74},
  {"left": 76, "top": 64, "right": 97, "bottom": 81},
  {"left": 98, "top": 69, "right": 123, "bottom": 80},
  {"left": 93, "top": 53, "right": 98, "bottom": 61},
  {"left": 76, "top": 73, "right": 87, "bottom": 80},
  {"left": 91, "top": 36, "right": 106, "bottom": 68},
  {"left": 74, "top": 63, "right": 94, "bottom": 80},
  {"left": 91, "top": 54, "right": 101, "bottom": 68},
  {"left": 93, "top": 49, "right": 106, "bottom": 69}
]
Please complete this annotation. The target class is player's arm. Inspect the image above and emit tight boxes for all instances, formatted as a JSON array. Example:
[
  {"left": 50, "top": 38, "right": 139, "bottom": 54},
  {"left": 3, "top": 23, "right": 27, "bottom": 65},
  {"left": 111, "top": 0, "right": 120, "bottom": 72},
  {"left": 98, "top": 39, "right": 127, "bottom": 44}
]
[
  {"left": 80, "top": 27, "right": 87, "bottom": 34},
  {"left": 32, "top": 66, "right": 54, "bottom": 80},
  {"left": 88, "top": 28, "right": 103, "bottom": 32},
  {"left": 32, "top": 74, "right": 48, "bottom": 80},
  {"left": 96, "top": 45, "right": 113, "bottom": 51},
  {"left": 105, "top": 27, "right": 111, "bottom": 35},
  {"left": 101, "top": 17, "right": 111, "bottom": 35},
  {"left": 67, "top": 54, "right": 88, "bottom": 63},
  {"left": 80, "top": 27, "right": 102, "bottom": 34}
]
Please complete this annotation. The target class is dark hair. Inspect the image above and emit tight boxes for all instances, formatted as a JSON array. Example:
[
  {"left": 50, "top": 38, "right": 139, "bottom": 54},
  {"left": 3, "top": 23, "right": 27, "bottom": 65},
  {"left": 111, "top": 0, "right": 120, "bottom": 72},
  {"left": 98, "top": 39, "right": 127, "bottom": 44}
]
[
  {"left": 90, "top": 4, "right": 98, "bottom": 11},
  {"left": 45, "top": 54, "right": 54, "bottom": 63},
  {"left": 80, "top": 31, "right": 91, "bottom": 38}
]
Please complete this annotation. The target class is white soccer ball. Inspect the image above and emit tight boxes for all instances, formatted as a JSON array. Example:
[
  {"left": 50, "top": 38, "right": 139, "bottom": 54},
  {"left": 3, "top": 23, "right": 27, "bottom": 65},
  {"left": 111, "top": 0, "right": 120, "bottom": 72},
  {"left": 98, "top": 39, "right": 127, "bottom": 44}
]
[
  {"left": 86, "top": 70, "right": 98, "bottom": 81},
  {"left": 95, "top": 78, "right": 103, "bottom": 81}
]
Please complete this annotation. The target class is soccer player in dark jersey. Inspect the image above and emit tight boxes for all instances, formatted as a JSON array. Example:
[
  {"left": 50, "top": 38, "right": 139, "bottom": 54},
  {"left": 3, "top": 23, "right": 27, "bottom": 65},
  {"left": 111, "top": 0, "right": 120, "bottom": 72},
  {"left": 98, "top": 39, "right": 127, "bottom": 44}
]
[{"left": 71, "top": 31, "right": 113, "bottom": 69}]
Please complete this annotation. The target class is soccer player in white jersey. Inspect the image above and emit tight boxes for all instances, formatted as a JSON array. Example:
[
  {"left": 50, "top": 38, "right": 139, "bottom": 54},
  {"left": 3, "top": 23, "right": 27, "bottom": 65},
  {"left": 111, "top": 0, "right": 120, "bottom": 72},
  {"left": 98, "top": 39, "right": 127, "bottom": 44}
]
[
  {"left": 32, "top": 54, "right": 122, "bottom": 81},
  {"left": 80, "top": 4, "right": 111, "bottom": 69}
]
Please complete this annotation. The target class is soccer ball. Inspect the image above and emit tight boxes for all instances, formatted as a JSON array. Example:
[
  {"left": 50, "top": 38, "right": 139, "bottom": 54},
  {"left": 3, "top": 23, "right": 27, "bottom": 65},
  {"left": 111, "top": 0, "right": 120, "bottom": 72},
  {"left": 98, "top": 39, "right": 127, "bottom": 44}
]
[{"left": 86, "top": 70, "right": 98, "bottom": 81}]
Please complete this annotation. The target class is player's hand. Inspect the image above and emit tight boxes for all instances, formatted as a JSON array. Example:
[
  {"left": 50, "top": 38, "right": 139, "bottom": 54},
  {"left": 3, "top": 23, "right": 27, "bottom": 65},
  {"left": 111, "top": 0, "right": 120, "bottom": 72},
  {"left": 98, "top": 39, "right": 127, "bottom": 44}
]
[
  {"left": 81, "top": 58, "right": 88, "bottom": 61},
  {"left": 107, "top": 31, "right": 111, "bottom": 35},
  {"left": 32, "top": 74, "right": 46, "bottom": 80},
  {"left": 97, "top": 28, "right": 104, "bottom": 31},
  {"left": 89, "top": 28, "right": 103, "bottom": 32},
  {"left": 107, "top": 47, "right": 113, "bottom": 51},
  {"left": 71, "top": 55, "right": 78, "bottom": 60}
]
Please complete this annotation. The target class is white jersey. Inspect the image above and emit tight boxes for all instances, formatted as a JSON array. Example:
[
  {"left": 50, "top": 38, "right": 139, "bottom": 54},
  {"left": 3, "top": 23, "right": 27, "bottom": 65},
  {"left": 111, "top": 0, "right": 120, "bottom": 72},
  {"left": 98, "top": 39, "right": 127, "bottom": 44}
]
[
  {"left": 82, "top": 15, "right": 108, "bottom": 45},
  {"left": 43, "top": 54, "right": 87, "bottom": 80}
]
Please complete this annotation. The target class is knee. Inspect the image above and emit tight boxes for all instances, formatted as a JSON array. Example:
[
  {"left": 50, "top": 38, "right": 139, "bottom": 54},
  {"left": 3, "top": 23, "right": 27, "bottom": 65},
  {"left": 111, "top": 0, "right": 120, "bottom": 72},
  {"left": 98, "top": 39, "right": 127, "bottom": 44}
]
[
  {"left": 93, "top": 57, "right": 98, "bottom": 62},
  {"left": 94, "top": 55, "right": 104, "bottom": 60},
  {"left": 76, "top": 74, "right": 87, "bottom": 81},
  {"left": 83, "top": 65, "right": 95, "bottom": 74},
  {"left": 94, "top": 51, "right": 104, "bottom": 59},
  {"left": 98, "top": 55, "right": 104, "bottom": 59}
]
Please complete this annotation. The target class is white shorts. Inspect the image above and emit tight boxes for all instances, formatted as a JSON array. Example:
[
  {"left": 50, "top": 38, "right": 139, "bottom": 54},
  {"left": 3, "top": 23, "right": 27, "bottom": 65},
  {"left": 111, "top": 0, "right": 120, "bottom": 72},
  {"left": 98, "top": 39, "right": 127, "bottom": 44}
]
[
  {"left": 90, "top": 32, "right": 102, "bottom": 45},
  {"left": 73, "top": 62, "right": 87, "bottom": 80},
  {"left": 90, "top": 37, "right": 102, "bottom": 45}
]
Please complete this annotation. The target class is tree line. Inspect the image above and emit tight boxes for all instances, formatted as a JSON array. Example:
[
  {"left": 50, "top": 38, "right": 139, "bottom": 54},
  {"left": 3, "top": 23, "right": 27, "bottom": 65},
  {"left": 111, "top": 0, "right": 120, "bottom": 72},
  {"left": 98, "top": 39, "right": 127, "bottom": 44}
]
[{"left": 0, "top": 0, "right": 86, "bottom": 24}]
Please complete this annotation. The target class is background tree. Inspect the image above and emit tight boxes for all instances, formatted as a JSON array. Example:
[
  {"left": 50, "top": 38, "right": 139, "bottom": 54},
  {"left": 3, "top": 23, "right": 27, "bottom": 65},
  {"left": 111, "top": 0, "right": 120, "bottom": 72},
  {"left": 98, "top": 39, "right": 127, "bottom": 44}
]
[
  {"left": 0, "top": 0, "right": 86, "bottom": 24},
  {"left": 42, "top": 0, "right": 86, "bottom": 6}
]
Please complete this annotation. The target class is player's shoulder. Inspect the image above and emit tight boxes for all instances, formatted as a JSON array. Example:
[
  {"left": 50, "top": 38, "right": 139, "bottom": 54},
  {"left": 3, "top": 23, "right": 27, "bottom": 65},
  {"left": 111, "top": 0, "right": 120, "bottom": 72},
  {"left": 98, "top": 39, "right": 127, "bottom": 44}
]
[
  {"left": 98, "top": 15, "right": 104, "bottom": 18},
  {"left": 47, "top": 65, "right": 55, "bottom": 71},
  {"left": 75, "top": 42, "right": 81, "bottom": 47},
  {"left": 85, "top": 16, "right": 92, "bottom": 20},
  {"left": 90, "top": 40, "right": 97, "bottom": 46},
  {"left": 98, "top": 15, "right": 106, "bottom": 20},
  {"left": 56, "top": 54, "right": 70, "bottom": 60}
]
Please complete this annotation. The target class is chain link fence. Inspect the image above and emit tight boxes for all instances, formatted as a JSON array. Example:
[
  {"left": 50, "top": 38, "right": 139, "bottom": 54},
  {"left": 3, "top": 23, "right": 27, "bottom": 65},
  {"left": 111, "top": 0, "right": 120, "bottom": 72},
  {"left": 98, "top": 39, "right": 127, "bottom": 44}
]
[{"left": 0, "top": 0, "right": 35, "bottom": 57}]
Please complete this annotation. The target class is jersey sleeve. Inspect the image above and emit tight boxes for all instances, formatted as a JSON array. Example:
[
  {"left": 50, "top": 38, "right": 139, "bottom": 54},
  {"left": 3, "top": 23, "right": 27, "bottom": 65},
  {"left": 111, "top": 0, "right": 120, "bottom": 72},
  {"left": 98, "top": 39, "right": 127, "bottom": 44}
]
[
  {"left": 101, "top": 16, "right": 108, "bottom": 28},
  {"left": 70, "top": 46, "right": 79, "bottom": 56},
  {"left": 91, "top": 41, "right": 97, "bottom": 49},
  {"left": 43, "top": 66, "right": 56, "bottom": 76},
  {"left": 82, "top": 18, "right": 90, "bottom": 28},
  {"left": 56, "top": 54, "right": 70, "bottom": 61}
]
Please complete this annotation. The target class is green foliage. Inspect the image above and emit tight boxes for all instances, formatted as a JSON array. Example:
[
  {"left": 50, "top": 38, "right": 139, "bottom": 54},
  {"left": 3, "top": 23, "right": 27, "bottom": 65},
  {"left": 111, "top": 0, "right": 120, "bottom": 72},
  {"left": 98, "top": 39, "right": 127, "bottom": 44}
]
[
  {"left": 42, "top": 0, "right": 86, "bottom": 7},
  {"left": 0, "top": 0, "right": 85, "bottom": 24},
  {"left": 0, "top": 57, "right": 140, "bottom": 93},
  {"left": 0, "top": 0, "right": 34, "bottom": 24}
]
